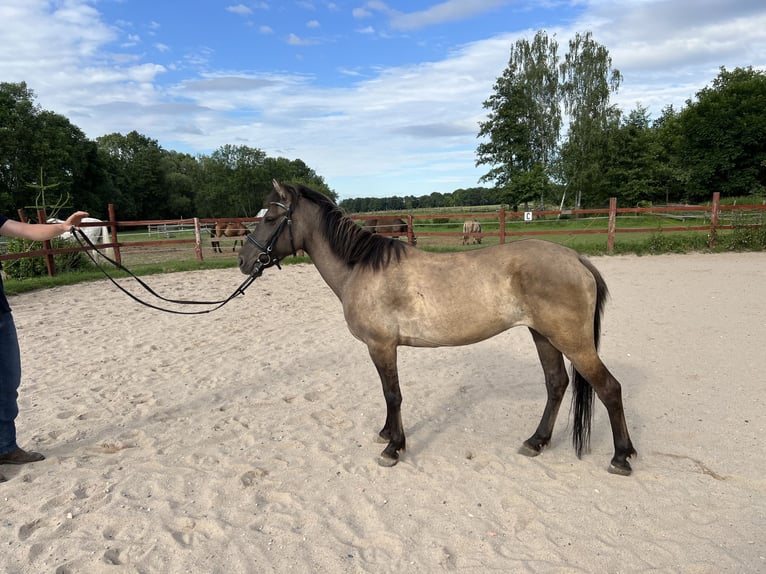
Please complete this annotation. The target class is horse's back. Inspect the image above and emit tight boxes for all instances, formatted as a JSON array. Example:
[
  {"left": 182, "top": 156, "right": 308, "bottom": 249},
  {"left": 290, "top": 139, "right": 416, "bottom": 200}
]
[{"left": 214, "top": 221, "right": 249, "bottom": 237}]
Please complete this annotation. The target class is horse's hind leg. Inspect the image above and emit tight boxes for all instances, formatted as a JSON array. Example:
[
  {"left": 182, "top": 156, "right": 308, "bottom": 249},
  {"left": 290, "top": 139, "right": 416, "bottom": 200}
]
[
  {"left": 367, "top": 341, "right": 406, "bottom": 467},
  {"left": 520, "top": 328, "right": 569, "bottom": 457},
  {"left": 568, "top": 351, "right": 636, "bottom": 475}
]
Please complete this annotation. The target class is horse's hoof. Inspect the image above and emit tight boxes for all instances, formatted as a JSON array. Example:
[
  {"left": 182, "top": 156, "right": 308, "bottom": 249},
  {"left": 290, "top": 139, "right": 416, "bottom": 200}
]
[
  {"left": 377, "top": 454, "right": 399, "bottom": 467},
  {"left": 518, "top": 442, "right": 542, "bottom": 457},
  {"left": 608, "top": 461, "right": 632, "bottom": 476}
]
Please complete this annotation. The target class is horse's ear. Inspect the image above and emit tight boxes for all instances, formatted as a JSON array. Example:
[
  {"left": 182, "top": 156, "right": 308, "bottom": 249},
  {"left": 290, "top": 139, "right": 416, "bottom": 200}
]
[{"left": 272, "top": 179, "right": 288, "bottom": 202}]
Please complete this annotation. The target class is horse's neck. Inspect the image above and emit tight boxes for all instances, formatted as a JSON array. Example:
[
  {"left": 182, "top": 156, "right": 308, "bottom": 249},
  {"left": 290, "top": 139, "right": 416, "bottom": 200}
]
[
  {"left": 299, "top": 217, "right": 354, "bottom": 301},
  {"left": 305, "top": 241, "right": 352, "bottom": 300}
]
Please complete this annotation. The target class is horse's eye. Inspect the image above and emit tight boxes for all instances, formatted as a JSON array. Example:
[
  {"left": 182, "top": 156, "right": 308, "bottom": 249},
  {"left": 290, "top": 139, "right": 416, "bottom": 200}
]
[{"left": 264, "top": 217, "right": 275, "bottom": 223}]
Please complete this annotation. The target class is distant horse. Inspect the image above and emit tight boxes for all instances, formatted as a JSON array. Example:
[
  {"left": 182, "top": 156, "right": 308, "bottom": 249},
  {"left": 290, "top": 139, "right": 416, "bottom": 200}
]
[
  {"left": 238, "top": 181, "right": 636, "bottom": 475},
  {"left": 363, "top": 217, "right": 416, "bottom": 245},
  {"left": 48, "top": 217, "right": 114, "bottom": 260},
  {"left": 211, "top": 221, "right": 250, "bottom": 253},
  {"left": 462, "top": 220, "right": 482, "bottom": 245}
]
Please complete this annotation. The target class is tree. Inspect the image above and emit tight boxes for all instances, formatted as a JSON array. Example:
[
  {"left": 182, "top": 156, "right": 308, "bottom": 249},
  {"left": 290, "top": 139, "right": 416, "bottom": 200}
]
[
  {"left": 195, "top": 145, "right": 272, "bottom": 217},
  {"left": 476, "top": 30, "right": 561, "bottom": 207},
  {"left": 602, "top": 104, "right": 667, "bottom": 206},
  {"left": 96, "top": 131, "right": 168, "bottom": 219},
  {"left": 0, "top": 82, "right": 105, "bottom": 216},
  {"left": 162, "top": 151, "right": 200, "bottom": 218},
  {"left": 559, "top": 32, "right": 622, "bottom": 208},
  {"left": 652, "top": 105, "right": 688, "bottom": 203},
  {"left": 675, "top": 66, "right": 766, "bottom": 201}
]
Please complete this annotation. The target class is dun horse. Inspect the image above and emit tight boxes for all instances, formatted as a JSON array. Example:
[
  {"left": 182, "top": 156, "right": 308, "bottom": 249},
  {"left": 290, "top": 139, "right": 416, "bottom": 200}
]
[
  {"left": 238, "top": 181, "right": 636, "bottom": 475},
  {"left": 211, "top": 221, "right": 250, "bottom": 253},
  {"left": 462, "top": 220, "right": 482, "bottom": 245}
]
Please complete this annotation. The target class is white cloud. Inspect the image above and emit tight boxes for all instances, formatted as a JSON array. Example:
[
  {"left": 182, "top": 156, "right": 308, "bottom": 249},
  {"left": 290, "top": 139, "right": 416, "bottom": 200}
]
[
  {"left": 352, "top": 7, "right": 373, "bottom": 19},
  {"left": 226, "top": 4, "right": 253, "bottom": 16},
  {"left": 362, "top": 0, "right": 513, "bottom": 31},
  {"left": 287, "top": 33, "right": 320, "bottom": 46}
]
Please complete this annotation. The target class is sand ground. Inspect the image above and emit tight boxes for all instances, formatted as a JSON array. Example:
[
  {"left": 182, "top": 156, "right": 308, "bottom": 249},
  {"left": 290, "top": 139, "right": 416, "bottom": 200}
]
[{"left": 2, "top": 252, "right": 765, "bottom": 573}]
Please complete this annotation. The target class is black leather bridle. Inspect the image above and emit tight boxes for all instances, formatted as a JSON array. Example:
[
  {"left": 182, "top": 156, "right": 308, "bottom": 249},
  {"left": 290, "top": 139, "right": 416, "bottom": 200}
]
[{"left": 244, "top": 201, "right": 297, "bottom": 277}]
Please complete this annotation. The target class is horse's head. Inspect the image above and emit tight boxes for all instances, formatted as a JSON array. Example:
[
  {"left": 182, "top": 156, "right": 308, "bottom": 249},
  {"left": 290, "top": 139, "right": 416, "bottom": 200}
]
[{"left": 238, "top": 180, "right": 299, "bottom": 276}]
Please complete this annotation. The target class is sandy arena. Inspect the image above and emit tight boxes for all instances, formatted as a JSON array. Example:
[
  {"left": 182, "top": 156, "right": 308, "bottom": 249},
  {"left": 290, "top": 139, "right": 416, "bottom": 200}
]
[{"left": 2, "top": 252, "right": 765, "bottom": 573}]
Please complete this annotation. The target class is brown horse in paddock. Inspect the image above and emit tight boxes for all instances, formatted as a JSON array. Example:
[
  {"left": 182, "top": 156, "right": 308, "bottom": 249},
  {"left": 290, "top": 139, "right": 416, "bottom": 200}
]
[
  {"left": 211, "top": 221, "right": 250, "bottom": 253},
  {"left": 462, "top": 220, "right": 482, "bottom": 245},
  {"left": 238, "top": 181, "right": 636, "bottom": 475},
  {"left": 363, "top": 217, "right": 416, "bottom": 245}
]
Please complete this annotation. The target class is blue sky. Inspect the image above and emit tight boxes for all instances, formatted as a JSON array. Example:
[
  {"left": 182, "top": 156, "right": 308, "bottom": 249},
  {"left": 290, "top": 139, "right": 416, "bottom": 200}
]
[{"left": 1, "top": 1, "right": 765, "bottom": 201}]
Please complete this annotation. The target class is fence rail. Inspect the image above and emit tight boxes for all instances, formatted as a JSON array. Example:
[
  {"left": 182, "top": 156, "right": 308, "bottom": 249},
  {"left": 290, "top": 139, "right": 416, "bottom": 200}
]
[{"left": 2, "top": 192, "right": 765, "bottom": 276}]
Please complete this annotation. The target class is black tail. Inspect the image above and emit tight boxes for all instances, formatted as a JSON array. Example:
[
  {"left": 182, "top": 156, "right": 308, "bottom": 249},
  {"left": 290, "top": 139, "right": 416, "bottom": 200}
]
[{"left": 571, "top": 256, "right": 609, "bottom": 458}]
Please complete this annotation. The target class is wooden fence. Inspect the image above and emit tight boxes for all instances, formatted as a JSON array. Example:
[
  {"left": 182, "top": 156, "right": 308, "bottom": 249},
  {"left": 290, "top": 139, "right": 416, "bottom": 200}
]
[{"left": 2, "top": 192, "right": 765, "bottom": 276}]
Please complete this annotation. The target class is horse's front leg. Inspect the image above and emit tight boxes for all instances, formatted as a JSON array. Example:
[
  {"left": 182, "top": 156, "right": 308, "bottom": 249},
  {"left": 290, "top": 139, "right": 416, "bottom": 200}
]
[
  {"left": 367, "top": 341, "right": 405, "bottom": 467},
  {"left": 520, "top": 329, "right": 569, "bottom": 456}
]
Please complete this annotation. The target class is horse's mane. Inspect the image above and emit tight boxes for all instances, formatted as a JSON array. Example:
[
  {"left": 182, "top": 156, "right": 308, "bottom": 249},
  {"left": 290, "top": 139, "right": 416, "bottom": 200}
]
[{"left": 284, "top": 183, "right": 407, "bottom": 270}]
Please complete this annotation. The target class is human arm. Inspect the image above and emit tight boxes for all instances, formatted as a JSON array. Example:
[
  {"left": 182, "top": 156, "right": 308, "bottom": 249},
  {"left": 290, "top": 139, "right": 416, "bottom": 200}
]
[{"left": 0, "top": 211, "right": 90, "bottom": 241}]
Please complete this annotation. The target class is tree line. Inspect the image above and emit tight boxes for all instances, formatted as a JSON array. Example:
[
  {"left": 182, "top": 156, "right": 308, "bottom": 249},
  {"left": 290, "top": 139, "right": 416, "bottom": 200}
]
[
  {"left": 0, "top": 82, "right": 333, "bottom": 221},
  {"left": 3, "top": 30, "right": 765, "bottom": 220}
]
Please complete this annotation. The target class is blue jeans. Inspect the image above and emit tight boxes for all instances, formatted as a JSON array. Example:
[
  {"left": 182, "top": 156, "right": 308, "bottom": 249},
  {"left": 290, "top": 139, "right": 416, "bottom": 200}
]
[{"left": 0, "top": 311, "right": 21, "bottom": 455}]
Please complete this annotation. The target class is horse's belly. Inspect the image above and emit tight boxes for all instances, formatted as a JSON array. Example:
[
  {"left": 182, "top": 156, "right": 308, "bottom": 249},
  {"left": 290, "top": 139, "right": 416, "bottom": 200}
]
[{"left": 396, "top": 297, "right": 525, "bottom": 347}]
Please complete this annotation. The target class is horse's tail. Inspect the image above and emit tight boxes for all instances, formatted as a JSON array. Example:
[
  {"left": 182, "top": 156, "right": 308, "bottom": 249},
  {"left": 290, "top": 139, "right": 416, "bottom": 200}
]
[{"left": 571, "top": 255, "right": 609, "bottom": 458}]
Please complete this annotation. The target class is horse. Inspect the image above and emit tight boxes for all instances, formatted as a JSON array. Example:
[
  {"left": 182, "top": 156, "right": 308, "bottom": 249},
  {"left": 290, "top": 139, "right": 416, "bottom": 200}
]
[
  {"left": 238, "top": 181, "right": 636, "bottom": 475},
  {"left": 211, "top": 221, "right": 250, "bottom": 253},
  {"left": 47, "top": 217, "right": 114, "bottom": 260},
  {"left": 462, "top": 220, "right": 482, "bottom": 245},
  {"left": 363, "top": 217, "right": 416, "bottom": 245}
]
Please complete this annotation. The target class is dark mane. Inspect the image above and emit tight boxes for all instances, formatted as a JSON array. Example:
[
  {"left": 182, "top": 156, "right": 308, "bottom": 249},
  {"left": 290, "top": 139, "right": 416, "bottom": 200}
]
[{"left": 285, "top": 183, "right": 407, "bottom": 270}]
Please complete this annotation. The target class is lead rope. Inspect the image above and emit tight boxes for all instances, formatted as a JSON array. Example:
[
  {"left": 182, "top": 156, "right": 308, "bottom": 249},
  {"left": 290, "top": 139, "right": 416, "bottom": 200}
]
[{"left": 71, "top": 227, "right": 259, "bottom": 315}]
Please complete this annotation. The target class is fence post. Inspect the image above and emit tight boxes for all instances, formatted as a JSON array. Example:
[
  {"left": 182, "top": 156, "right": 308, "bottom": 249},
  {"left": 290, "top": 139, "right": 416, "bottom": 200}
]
[
  {"left": 405, "top": 214, "right": 414, "bottom": 245},
  {"left": 499, "top": 207, "right": 506, "bottom": 244},
  {"left": 38, "top": 208, "right": 56, "bottom": 276},
  {"left": 107, "top": 203, "right": 122, "bottom": 265},
  {"left": 194, "top": 218, "right": 204, "bottom": 262},
  {"left": 708, "top": 192, "right": 720, "bottom": 248},
  {"left": 607, "top": 197, "right": 617, "bottom": 254}
]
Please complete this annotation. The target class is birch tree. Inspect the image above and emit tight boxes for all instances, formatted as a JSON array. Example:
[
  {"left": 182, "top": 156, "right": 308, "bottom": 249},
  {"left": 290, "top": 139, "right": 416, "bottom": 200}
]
[
  {"left": 559, "top": 32, "right": 622, "bottom": 208},
  {"left": 476, "top": 30, "right": 561, "bottom": 208}
]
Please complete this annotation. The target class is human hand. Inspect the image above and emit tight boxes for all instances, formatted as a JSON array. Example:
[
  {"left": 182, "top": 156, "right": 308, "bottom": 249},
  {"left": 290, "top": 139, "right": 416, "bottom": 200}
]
[{"left": 64, "top": 211, "right": 90, "bottom": 230}]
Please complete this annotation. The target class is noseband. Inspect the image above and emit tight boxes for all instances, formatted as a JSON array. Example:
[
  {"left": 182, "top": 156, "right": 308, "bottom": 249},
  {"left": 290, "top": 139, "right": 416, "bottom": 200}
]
[{"left": 246, "top": 201, "right": 297, "bottom": 277}]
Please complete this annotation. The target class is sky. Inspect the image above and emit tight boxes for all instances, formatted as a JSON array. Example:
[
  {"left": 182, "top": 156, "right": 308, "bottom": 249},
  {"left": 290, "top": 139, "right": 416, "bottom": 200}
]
[{"left": 1, "top": 1, "right": 765, "bottom": 201}]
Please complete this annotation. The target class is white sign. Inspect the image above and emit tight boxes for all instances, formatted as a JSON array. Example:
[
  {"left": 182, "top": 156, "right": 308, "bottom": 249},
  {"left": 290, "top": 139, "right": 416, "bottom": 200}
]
[{"left": 524, "top": 211, "right": 533, "bottom": 222}]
